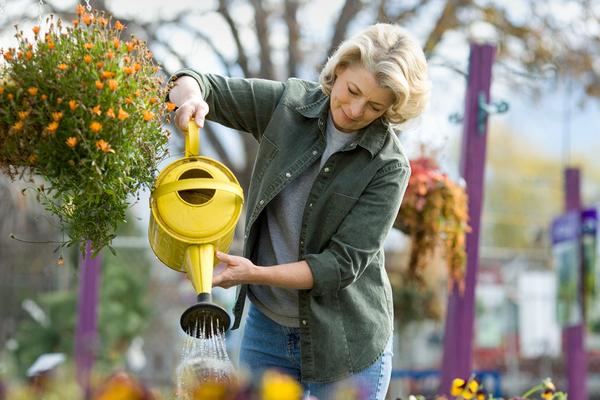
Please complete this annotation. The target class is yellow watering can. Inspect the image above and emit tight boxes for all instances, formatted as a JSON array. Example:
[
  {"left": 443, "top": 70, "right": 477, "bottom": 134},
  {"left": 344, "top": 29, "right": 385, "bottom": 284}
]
[{"left": 148, "top": 121, "right": 244, "bottom": 338}]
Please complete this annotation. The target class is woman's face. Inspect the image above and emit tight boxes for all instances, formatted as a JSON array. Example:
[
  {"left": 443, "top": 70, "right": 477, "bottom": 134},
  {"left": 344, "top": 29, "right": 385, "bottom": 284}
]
[{"left": 329, "top": 64, "right": 394, "bottom": 133}]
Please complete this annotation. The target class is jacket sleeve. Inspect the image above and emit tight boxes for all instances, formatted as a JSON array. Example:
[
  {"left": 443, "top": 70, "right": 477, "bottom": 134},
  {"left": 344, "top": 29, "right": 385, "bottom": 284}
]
[
  {"left": 303, "top": 163, "right": 410, "bottom": 296},
  {"left": 170, "top": 69, "right": 286, "bottom": 142}
]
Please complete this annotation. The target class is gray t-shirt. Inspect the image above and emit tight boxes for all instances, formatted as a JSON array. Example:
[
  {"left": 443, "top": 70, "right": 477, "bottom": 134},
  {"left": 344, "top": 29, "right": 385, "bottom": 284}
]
[{"left": 248, "top": 115, "right": 358, "bottom": 327}]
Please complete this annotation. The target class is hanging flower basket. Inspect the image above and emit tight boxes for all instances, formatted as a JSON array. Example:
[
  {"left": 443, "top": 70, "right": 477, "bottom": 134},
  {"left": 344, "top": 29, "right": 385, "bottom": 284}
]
[
  {"left": 394, "top": 156, "right": 470, "bottom": 290},
  {"left": 0, "top": 6, "right": 173, "bottom": 253}
]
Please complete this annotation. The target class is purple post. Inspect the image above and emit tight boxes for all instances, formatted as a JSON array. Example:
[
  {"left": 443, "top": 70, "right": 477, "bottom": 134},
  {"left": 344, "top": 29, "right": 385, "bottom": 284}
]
[
  {"left": 74, "top": 241, "right": 102, "bottom": 399},
  {"left": 439, "top": 43, "right": 496, "bottom": 393},
  {"left": 564, "top": 167, "right": 587, "bottom": 400}
]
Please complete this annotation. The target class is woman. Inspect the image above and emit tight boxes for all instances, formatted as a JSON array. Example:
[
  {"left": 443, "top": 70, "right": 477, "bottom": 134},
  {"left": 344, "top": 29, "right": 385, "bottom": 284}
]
[{"left": 168, "top": 23, "right": 430, "bottom": 399}]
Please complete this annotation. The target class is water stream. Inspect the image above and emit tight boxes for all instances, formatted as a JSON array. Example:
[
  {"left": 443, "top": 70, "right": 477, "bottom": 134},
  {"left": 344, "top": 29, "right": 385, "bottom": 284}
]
[{"left": 176, "top": 318, "right": 235, "bottom": 399}]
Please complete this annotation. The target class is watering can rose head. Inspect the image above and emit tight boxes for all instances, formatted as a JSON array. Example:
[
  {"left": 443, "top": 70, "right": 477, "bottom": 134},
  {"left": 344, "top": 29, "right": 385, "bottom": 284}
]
[{"left": 0, "top": 6, "right": 173, "bottom": 253}]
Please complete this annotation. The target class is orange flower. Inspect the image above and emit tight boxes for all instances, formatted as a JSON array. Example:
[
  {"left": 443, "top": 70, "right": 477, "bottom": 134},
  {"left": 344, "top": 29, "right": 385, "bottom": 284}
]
[
  {"left": 107, "top": 79, "right": 118, "bottom": 91},
  {"left": 41, "top": 94, "right": 47, "bottom": 101},
  {"left": 12, "top": 121, "right": 23, "bottom": 131},
  {"left": 58, "top": 63, "right": 68, "bottom": 71},
  {"left": 47, "top": 40, "right": 55, "bottom": 50},
  {"left": 114, "top": 21, "right": 124, "bottom": 30},
  {"left": 133, "top": 63, "right": 141, "bottom": 72},
  {"left": 25, "top": 50, "right": 33, "bottom": 60},
  {"left": 124, "top": 97, "right": 133, "bottom": 105},
  {"left": 106, "top": 108, "right": 116, "bottom": 118},
  {"left": 72, "top": 19, "right": 79, "bottom": 27},
  {"left": 28, "top": 154, "right": 38, "bottom": 164},
  {"left": 96, "top": 62, "right": 104, "bottom": 69},
  {"left": 95, "top": 80, "right": 104, "bottom": 90},
  {"left": 101, "top": 70, "right": 115, "bottom": 79},
  {"left": 17, "top": 51, "right": 23, "bottom": 59},
  {"left": 126, "top": 41, "right": 136, "bottom": 53},
  {"left": 27, "top": 87, "right": 38, "bottom": 96},
  {"left": 92, "top": 105, "right": 102, "bottom": 116},
  {"left": 2, "top": 50, "right": 13, "bottom": 61},
  {"left": 105, "top": 51, "right": 114, "bottom": 59},
  {"left": 117, "top": 108, "right": 129, "bottom": 120},
  {"left": 149, "top": 97, "right": 158, "bottom": 104},
  {"left": 83, "top": 54, "right": 92, "bottom": 63},
  {"left": 96, "top": 139, "right": 115, "bottom": 153},
  {"left": 143, "top": 111, "right": 154, "bottom": 121},
  {"left": 76, "top": 4, "right": 85, "bottom": 15},
  {"left": 18, "top": 111, "right": 30, "bottom": 120},
  {"left": 166, "top": 102, "right": 177, "bottom": 112},
  {"left": 52, "top": 112, "right": 63, "bottom": 121},
  {"left": 7, "top": 93, "right": 13, "bottom": 100},
  {"left": 46, "top": 121, "right": 59, "bottom": 133},
  {"left": 32, "top": 25, "right": 40, "bottom": 35},
  {"left": 113, "top": 38, "right": 120, "bottom": 49},
  {"left": 97, "top": 17, "right": 108, "bottom": 27},
  {"left": 66, "top": 136, "right": 78, "bottom": 148},
  {"left": 122, "top": 66, "right": 134, "bottom": 75},
  {"left": 84, "top": 42, "right": 93, "bottom": 50},
  {"left": 90, "top": 121, "right": 102, "bottom": 133},
  {"left": 83, "top": 13, "right": 93, "bottom": 26},
  {"left": 57, "top": 97, "right": 63, "bottom": 104},
  {"left": 0, "top": 87, "right": 4, "bottom": 95},
  {"left": 69, "top": 100, "right": 78, "bottom": 111}
]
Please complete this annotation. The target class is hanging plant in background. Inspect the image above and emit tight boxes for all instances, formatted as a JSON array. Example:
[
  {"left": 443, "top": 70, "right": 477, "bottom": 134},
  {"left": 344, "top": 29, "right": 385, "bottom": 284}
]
[
  {"left": 394, "top": 156, "right": 470, "bottom": 291},
  {"left": 0, "top": 5, "right": 172, "bottom": 254}
]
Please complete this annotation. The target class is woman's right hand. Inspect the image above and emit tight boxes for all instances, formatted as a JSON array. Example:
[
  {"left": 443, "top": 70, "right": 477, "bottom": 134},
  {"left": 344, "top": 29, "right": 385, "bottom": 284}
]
[{"left": 175, "top": 95, "right": 210, "bottom": 132}]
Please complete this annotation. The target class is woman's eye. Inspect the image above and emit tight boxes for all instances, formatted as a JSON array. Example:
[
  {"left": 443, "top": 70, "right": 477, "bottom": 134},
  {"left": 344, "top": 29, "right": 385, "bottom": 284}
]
[
  {"left": 371, "top": 105, "right": 382, "bottom": 112},
  {"left": 348, "top": 87, "right": 357, "bottom": 95}
]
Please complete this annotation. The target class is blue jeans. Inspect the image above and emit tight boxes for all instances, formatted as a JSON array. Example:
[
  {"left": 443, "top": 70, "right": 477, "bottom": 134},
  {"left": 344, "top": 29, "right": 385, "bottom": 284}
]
[{"left": 239, "top": 304, "right": 393, "bottom": 400}]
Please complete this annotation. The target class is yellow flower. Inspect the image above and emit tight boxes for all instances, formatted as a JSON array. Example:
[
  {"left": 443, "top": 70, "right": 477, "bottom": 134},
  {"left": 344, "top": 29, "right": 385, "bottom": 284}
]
[
  {"left": 69, "top": 100, "right": 78, "bottom": 111},
  {"left": 106, "top": 108, "right": 116, "bottom": 118},
  {"left": 541, "top": 389, "right": 554, "bottom": 400},
  {"left": 83, "top": 54, "right": 92, "bottom": 63},
  {"left": 108, "top": 80, "right": 118, "bottom": 91},
  {"left": 58, "top": 63, "right": 68, "bottom": 71},
  {"left": 96, "top": 139, "right": 115, "bottom": 153},
  {"left": 261, "top": 370, "right": 302, "bottom": 400},
  {"left": 114, "top": 20, "right": 124, "bottom": 30},
  {"left": 117, "top": 108, "right": 129, "bottom": 120},
  {"left": 92, "top": 105, "right": 102, "bottom": 116},
  {"left": 451, "top": 378, "right": 466, "bottom": 397},
  {"left": 66, "top": 136, "right": 78, "bottom": 148},
  {"left": 462, "top": 379, "right": 479, "bottom": 399},
  {"left": 143, "top": 111, "right": 154, "bottom": 121},
  {"left": 46, "top": 121, "right": 59, "bottom": 133},
  {"left": 27, "top": 87, "right": 38, "bottom": 96},
  {"left": 52, "top": 112, "right": 63, "bottom": 121},
  {"left": 90, "top": 121, "right": 102, "bottom": 133}
]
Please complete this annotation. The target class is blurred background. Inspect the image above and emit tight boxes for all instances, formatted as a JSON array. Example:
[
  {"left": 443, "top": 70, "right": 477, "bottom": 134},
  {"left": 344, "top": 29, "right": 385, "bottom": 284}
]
[{"left": 1, "top": 0, "right": 599, "bottom": 398}]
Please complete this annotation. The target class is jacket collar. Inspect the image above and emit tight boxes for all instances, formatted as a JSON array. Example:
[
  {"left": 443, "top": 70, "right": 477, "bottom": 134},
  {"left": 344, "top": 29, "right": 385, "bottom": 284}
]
[{"left": 295, "top": 88, "right": 390, "bottom": 158}]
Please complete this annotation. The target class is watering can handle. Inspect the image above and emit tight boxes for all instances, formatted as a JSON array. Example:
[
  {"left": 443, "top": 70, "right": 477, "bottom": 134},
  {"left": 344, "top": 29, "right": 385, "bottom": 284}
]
[
  {"left": 185, "top": 120, "right": 200, "bottom": 157},
  {"left": 152, "top": 178, "right": 244, "bottom": 200}
]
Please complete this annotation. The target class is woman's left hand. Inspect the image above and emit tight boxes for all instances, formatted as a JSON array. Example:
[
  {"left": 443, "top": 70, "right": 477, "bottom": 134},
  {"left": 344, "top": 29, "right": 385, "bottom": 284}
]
[{"left": 213, "top": 251, "right": 258, "bottom": 289}]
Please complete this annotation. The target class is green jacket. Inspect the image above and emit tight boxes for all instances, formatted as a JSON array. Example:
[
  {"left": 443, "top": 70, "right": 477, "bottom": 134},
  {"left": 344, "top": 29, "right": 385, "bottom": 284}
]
[{"left": 173, "top": 70, "right": 410, "bottom": 383}]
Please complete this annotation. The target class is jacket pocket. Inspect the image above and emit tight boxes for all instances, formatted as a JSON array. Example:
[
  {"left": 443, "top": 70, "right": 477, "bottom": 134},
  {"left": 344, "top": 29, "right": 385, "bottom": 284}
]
[{"left": 324, "top": 192, "right": 358, "bottom": 232}]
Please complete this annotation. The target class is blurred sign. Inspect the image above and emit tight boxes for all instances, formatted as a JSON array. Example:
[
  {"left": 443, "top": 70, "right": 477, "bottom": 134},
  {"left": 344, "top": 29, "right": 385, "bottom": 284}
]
[
  {"left": 551, "top": 211, "right": 582, "bottom": 327},
  {"left": 517, "top": 271, "right": 561, "bottom": 358}
]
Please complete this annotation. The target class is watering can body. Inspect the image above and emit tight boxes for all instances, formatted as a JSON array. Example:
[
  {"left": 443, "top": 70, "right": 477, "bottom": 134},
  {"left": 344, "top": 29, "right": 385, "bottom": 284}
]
[{"left": 148, "top": 122, "right": 243, "bottom": 335}]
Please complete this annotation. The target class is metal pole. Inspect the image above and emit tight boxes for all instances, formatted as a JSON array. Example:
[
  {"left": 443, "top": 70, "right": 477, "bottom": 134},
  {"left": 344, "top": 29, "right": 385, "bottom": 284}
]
[
  {"left": 564, "top": 167, "right": 587, "bottom": 400},
  {"left": 439, "top": 43, "right": 495, "bottom": 393},
  {"left": 74, "top": 241, "right": 102, "bottom": 399}
]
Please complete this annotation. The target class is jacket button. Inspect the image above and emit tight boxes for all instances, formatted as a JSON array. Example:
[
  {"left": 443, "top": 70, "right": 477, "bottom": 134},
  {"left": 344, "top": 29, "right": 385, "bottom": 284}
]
[
  {"left": 308, "top": 203, "right": 313, "bottom": 207},
  {"left": 312, "top": 150, "right": 318, "bottom": 155},
  {"left": 301, "top": 320, "right": 307, "bottom": 326},
  {"left": 300, "top": 240, "right": 304, "bottom": 246},
  {"left": 259, "top": 199, "right": 264, "bottom": 205},
  {"left": 323, "top": 167, "right": 330, "bottom": 173},
  {"left": 285, "top": 172, "right": 291, "bottom": 178}
]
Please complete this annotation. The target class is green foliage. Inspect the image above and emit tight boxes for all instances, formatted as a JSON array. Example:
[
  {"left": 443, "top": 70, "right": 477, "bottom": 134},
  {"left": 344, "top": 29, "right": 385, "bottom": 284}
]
[
  {"left": 0, "top": 7, "right": 170, "bottom": 253},
  {"left": 10, "top": 242, "right": 151, "bottom": 376}
]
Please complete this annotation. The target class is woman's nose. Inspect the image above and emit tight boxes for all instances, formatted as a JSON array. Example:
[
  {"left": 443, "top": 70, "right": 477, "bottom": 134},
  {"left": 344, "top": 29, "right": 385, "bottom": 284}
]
[{"left": 349, "top": 100, "right": 365, "bottom": 118}]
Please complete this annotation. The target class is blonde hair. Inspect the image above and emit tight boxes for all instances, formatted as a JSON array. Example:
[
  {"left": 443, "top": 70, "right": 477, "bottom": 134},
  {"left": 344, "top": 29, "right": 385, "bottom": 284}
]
[{"left": 320, "top": 23, "right": 431, "bottom": 127}]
